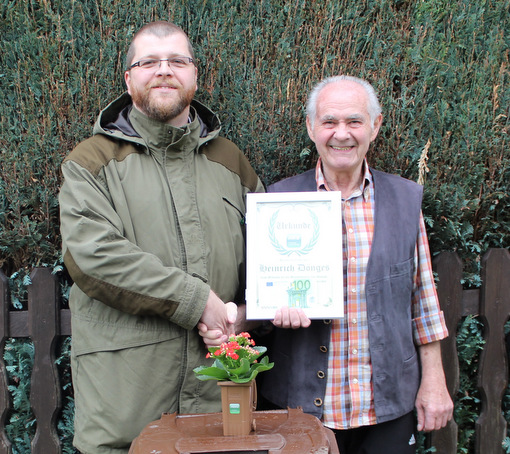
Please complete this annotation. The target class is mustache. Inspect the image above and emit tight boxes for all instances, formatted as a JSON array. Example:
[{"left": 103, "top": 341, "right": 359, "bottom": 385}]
[{"left": 149, "top": 79, "right": 180, "bottom": 89}]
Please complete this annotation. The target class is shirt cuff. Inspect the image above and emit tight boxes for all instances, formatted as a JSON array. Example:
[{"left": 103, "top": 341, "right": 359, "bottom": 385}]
[{"left": 412, "top": 311, "right": 449, "bottom": 346}]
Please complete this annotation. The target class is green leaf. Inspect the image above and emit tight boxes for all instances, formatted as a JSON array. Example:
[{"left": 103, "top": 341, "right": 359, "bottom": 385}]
[
  {"left": 227, "top": 357, "right": 251, "bottom": 379},
  {"left": 193, "top": 365, "right": 230, "bottom": 381}
]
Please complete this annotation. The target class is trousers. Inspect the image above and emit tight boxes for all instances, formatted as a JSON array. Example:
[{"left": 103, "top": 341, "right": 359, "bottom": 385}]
[{"left": 331, "top": 412, "right": 416, "bottom": 454}]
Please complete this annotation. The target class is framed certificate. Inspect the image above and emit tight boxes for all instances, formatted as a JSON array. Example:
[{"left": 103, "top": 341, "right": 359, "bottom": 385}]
[{"left": 246, "top": 191, "right": 344, "bottom": 320}]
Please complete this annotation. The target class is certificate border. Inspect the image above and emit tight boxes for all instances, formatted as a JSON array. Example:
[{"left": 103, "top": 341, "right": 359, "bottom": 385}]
[{"left": 245, "top": 191, "right": 344, "bottom": 320}]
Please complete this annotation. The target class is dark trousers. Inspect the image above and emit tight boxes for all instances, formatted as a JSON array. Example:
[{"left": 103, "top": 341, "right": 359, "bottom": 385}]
[{"left": 332, "top": 412, "right": 416, "bottom": 454}]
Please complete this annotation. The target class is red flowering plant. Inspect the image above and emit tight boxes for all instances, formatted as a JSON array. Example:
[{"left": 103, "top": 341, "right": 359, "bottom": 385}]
[{"left": 193, "top": 332, "right": 274, "bottom": 383}]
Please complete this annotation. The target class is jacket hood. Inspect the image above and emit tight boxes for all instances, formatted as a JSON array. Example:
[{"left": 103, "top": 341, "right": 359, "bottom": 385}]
[{"left": 92, "top": 92, "right": 221, "bottom": 146}]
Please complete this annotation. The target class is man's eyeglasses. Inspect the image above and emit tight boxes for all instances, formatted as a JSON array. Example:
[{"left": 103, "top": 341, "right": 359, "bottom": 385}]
[{"left": 128, "top": 57, "right": 195, "bottom": 71}]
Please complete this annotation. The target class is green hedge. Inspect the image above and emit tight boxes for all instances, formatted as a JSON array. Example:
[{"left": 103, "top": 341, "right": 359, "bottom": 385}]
[
  {"left": 1, "top": 0, "right": 508, "bottom": 281},
  {"left": 1, "top": 0, "right": 508, "bottom": 452}
]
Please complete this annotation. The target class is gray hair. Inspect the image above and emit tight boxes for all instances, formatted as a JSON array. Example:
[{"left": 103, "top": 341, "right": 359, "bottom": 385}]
[
  {"left": 125, "top": 21, "right": 195, "bottom": 69},
  {"left": 306, "top": 75, "right": 382, "bottom": 128}
]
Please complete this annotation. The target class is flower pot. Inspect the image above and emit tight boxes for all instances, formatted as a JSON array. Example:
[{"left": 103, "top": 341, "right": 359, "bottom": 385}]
[{"left": 217, "top": 380, "right": 257, "bottom": 436}]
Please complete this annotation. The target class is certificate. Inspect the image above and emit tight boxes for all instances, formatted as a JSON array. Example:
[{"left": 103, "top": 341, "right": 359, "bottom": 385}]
[{"left": 246, "top": 191, "right": 344, "bottom": 320}]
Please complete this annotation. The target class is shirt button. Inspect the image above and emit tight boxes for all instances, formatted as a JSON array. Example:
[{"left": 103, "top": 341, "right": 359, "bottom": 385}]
[
  {"left": 351, "top": 288, "right": 357, "bottom": 293},
  {"left": 352, "top": 378, "right": 358, "bottom": 385},
  {"left": 352, "top": 349, "right": 358, "bottom": 355},
  {"left": 348, "top": 228, "right": 354, "bottom": 234},
  {"left": 352, "top": 318, "right": 357, "bottom": 324},
  {"left": 314, "top": 398, "right": 323, "bottom": 407},
  {"left": 350, "top": 257, "right": 356, "bottom": 263}
]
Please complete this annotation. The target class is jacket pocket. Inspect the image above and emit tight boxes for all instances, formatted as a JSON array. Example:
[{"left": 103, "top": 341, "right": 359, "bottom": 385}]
[
  {"left": 223, "top": 197, "right": 245, "bottom": 224},
  {"left": 223, "top": 197, "right": 246, "bottom": 241},
  {"left": 389, "top": 257, "right": 413, "bottom": 307},
  {"left": 400, "top": 350, "right": 420, "bottom": 400}
]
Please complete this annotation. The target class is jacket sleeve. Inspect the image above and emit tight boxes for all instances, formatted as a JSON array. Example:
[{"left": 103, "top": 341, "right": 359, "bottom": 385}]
[{"left": 59, "top": 159, "right": 210, "bottom": 331}]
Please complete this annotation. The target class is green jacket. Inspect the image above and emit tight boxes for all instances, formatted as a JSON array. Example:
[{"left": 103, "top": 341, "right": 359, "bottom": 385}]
[
  {"left": 61, "top": 93, "right": 263, "bottom": 353},
  {"left": 59, "top": 93, "right": 263, "bottom": 451}
]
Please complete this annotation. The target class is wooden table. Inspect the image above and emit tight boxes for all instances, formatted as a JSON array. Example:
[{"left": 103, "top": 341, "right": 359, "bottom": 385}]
[{"left": 129, "top": 408, "right": 339, "bottom": 453}]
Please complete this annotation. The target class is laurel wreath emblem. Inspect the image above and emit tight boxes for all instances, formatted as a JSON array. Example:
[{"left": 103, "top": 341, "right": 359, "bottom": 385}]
[{"left": 268, "top": 208, "right": 320, "bottom": 256}]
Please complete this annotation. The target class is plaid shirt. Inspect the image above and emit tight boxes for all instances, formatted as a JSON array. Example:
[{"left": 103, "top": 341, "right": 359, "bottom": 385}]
[{"left": 316, "top": 159, "right": 448, "bottom": 429}]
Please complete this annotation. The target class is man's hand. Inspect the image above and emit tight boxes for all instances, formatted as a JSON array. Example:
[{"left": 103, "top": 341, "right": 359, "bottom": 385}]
[
  {"left": 415, "top": 341, "right": 454, "bottom": 431},
  {"left": 198, "top": 290, "right": 237, "bottom": 347},
  {"left": 272, "top": 307, "right": 311, "bottom": 329}
]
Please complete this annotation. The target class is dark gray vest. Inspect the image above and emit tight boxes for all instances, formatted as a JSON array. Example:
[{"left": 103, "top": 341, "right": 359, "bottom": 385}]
[{"left": 260, "top": 168, "right": 423, "bottom": 423}]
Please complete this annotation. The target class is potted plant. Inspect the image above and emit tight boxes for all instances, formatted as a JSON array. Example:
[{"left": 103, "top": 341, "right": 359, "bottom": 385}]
[{"left": 194, "top": 332, "right": 274, "bottom": 436}]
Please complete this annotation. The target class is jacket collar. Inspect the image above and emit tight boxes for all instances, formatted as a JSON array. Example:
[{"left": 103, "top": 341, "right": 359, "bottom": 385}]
[{"left": 93, "top": 92, "right": 221, "bottom": 153}]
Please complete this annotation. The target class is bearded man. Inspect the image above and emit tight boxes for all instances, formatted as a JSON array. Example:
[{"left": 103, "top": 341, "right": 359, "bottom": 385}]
[{"left": 59, "top": 21, "right": 263, "bottom": 454}]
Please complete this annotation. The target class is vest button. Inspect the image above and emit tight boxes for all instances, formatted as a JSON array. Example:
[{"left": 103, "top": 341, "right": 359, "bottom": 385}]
[
  {"left": 314, "top": 398, "right": 323, "bottom": 407},
  {"left": 323, "top": 319, "right": 332, "bottom": 325},
  {"left": 320, "top": 345, "right": 328, "bottom": 353},
  {"left": 317, "top": 370, "right": 325, "bottom": 379}
]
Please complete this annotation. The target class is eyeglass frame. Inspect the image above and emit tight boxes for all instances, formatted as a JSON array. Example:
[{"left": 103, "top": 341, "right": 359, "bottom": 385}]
[{"left": 127, "top": 56, "right": 195, "bottom": 71}]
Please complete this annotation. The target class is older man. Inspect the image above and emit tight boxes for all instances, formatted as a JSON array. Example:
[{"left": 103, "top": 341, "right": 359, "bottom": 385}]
[
  {"left": 59, "top": 21, "right": 263, "bottom": 454},
  {"left": 259, "top": 75, "right": 453, "bottom": 454}
]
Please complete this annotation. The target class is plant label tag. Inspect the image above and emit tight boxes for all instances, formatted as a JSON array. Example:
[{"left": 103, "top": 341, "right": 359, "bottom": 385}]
[{"left": 229, "top": 403, "right": 241, "bottom": 414}]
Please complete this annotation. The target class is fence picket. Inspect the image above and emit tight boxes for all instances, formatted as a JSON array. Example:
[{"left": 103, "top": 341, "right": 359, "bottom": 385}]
[
  {"left": 430, "top": 252, "right": 464, "bottom": 453},
  {"left": 476, "top": 249, "right": 510, "bottom": 454},
  {"left": 0, "top": 271, "right": 12, "bottom": 454},
  {"left": 28, "top": 269, "right": 62, "bottom": 454}
]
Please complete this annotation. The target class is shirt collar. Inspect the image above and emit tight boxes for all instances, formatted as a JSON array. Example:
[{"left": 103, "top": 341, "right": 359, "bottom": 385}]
[{"left": 315, "top": 158, "right": 372, "bottom": 200}]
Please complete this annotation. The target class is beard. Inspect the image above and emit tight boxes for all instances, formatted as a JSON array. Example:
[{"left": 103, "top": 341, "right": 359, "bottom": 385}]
[{"left": 130, "top": 81, "right": 196, "bottom": 123}]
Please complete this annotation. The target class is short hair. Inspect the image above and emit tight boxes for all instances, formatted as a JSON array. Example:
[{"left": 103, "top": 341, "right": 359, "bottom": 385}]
[
  {"left": 125, "top": 21, "right": 195, "bottom": 69},
  {"left": 306, "top": 75, "right": 382, "bottom": 128}
]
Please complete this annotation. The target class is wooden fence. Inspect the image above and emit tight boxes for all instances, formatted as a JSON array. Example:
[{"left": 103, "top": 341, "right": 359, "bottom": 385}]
[{"left": 0, "top": 249, "right": 509, "bottom": 454}]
